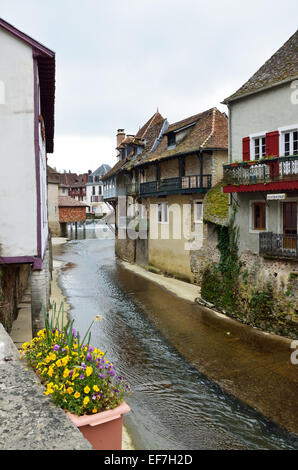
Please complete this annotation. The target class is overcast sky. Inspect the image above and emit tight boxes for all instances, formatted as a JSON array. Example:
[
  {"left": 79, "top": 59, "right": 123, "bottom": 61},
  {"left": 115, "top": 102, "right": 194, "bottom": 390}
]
[{"left": 1, "top": 0, "right": 297, "bottom": 173}]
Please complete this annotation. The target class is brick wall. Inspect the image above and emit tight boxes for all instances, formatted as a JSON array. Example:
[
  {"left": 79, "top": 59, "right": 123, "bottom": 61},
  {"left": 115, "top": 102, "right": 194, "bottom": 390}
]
[{"left": 59, "top": 207, "right": 86, "bottom": 223}]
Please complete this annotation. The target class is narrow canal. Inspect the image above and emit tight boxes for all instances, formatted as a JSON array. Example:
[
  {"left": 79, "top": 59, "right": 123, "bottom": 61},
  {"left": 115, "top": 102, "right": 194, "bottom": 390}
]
[{"left": 52, "top": 223, "right": 298, "bottom": 450}]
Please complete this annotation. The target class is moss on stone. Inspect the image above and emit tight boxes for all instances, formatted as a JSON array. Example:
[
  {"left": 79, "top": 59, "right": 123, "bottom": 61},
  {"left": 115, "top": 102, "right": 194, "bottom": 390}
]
[{"left": 203, "top": 182, "right": 229, "bottom": 226}]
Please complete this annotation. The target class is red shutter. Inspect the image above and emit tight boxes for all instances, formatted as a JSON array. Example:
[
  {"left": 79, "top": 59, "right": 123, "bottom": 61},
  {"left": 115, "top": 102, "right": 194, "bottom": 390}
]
[
  {"left": 242, "top": 137, "right": 250, "bottom": 161},
  {"left": 266, "top": 131, "right": 279, "bottom": 157}
]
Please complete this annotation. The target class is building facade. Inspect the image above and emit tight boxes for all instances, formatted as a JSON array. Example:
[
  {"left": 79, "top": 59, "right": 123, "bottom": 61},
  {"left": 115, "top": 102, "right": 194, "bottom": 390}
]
[
  {"left": 222, "top": 30, "right": 298, "bottom": 298},
  {"left": 102, "top": 108, "right": 228, "bottom": 282},
  {"left": 0, "top": 19, "right": 55, "bottom": 335},
  {"left": 86, "top": 164, "right": 111, "bottom": 216}
]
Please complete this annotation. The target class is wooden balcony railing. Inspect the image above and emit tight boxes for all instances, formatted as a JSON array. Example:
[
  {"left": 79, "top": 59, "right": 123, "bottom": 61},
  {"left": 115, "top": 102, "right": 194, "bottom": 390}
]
[
  {"left": 259, "top": 232, "right": 298, "bottom": 259},
  {"left": 140, "top": 174, "right": 212, "bottom": 197},
  {"left": 126, "top": 183, "right": 140, "bottom": 196},
  {"left": 223, "top": 155, "right": 298, "bottom": 185}
]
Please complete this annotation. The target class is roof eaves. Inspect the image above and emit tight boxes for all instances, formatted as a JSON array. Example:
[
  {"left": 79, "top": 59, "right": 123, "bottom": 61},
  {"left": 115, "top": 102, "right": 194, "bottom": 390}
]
[{"left": 222, "top": 75, "right": 298, "bottom": 104}]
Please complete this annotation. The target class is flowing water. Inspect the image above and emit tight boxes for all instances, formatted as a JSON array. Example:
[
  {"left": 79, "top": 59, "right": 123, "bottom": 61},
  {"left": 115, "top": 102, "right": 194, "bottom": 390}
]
[{"left": 52, "top": 222, "right": 298, "bottom": 450}]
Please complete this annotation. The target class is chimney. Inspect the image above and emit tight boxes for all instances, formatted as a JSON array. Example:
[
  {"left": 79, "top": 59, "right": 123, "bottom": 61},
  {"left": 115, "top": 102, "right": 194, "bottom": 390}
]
[{"left": 117, "top": 129, "right": 126, "bottom": 148}]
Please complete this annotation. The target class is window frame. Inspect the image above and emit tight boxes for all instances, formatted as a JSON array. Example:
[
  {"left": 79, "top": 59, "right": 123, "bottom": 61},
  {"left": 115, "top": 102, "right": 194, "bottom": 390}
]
[
  {"left": 249, "top": 132, "right": 266, "bottom": 161},
  {"left": 157, "top": 202, "right": 169, "bottom": 224},
  {"left": 249, "top": 200, "right": 268, "bottom": 233}
]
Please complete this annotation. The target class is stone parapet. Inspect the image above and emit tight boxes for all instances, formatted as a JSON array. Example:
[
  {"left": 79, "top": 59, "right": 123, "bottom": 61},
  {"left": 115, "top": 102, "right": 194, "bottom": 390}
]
[{"left": 0, "top": 324, "right": 92, "bottom": 450}]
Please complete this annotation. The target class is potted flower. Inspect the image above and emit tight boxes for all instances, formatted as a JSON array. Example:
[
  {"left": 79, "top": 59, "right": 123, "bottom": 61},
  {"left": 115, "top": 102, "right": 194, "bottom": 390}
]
[{"left": 20, "top": 303, "right": 131, "bottom": 450}]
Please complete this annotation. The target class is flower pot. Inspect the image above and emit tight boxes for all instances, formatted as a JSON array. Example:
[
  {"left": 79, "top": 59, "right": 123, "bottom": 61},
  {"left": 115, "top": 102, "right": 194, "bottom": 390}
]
[{"left": 66, "top": 402, "right": 131, "bottom": 450}]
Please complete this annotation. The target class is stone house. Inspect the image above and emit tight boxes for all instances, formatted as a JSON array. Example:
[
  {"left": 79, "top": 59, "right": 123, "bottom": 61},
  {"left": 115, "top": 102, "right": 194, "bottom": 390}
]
[
  {"left": 0, "top": 18, "right": 55, "bottom": 335},
  {"left": 47, "top": 165, "right": 60, "bottom": 237},
  {"left": 58, "top": 196, "right": 88, "bottom": 237},
  {"left": 102, "top": 108, "right": 228, "bottom": 282},
  {"left": 86, "top": 164, "right": 111, "bottom": 216},
  {"left": 222, "top": 29, "right": 298, "bottom": 293},
  {"left": 59, "top": 172, "right": 88, "bottom": 202}
]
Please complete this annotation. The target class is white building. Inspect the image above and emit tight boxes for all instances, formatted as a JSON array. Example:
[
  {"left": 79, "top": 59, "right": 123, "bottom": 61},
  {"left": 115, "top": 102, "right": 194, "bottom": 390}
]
[
  {"left": 0, "top": 18, "right": 55, "bottom": 336},
  {"left": 86, "top": 164, "right": 111, "bottom": 216}
]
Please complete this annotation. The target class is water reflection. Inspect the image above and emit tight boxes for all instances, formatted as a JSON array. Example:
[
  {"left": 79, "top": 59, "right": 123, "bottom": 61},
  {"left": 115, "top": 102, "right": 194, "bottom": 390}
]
[
  {"left": 67, "top": 220, "right": 115, "bottom": 240},
  {"left": 53, "top": 235, "right": 298, "bottom": 450}
]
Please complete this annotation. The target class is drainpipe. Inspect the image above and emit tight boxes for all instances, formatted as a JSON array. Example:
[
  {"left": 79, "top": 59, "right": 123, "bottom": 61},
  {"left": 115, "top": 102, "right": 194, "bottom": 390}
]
[{"left": 199, "top": 150, "right": 203, "bottom": 189}]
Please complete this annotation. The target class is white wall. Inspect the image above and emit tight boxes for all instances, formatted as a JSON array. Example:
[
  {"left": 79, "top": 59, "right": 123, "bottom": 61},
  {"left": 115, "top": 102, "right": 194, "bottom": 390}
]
[
  {"left": 0, "top": 28, "right": 37, "bottom": 257},
  {"left": 229, "top": 82, "right": 298, "bottom": 162}
]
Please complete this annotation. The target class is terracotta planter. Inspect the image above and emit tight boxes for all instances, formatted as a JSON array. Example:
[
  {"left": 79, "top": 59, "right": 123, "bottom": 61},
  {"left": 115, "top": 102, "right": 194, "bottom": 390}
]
[{"left": 66, "top": 402, "right": 131, "bottom": 450}]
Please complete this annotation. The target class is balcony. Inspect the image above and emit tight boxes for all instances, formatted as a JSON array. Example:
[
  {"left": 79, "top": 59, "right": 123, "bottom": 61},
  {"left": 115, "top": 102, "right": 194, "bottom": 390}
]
[
  {"left": 126, "top": 183, "right": 140, "bottom": 196},
  {"left": 91, "top": 195, "right": 103, "bottom": 202},
  {"left": 140, "top": 174, "right": 212, "bottom": 197},
  {"left": 223, "top": 155, "right": 298, "bottom": 192},
  {"left": 259, "top": 232, "right": 298, "bottom": 259},
  {"left": 103, "top": 187, "right": 118, "bottom": 199}
]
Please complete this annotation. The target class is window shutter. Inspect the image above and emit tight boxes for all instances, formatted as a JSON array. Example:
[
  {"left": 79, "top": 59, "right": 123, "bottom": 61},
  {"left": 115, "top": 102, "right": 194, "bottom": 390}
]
[
  {"left": 242, "top": 137, "right": 250, "bottom": 161},
  {"left": 265, "top": 131, "right": 279, "bottom": 157}
]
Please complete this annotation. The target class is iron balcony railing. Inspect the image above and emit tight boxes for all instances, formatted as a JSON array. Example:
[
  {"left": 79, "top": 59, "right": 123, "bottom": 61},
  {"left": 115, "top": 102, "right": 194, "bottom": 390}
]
[
  {"left": 223, "top": 155, "right": 298, "bottom": 185},
  {"left": 140, "top": 174, "right": 212, "bottom": 197},
  {"left": 259, "top": 232, "right": 298, "bottom": 259}
]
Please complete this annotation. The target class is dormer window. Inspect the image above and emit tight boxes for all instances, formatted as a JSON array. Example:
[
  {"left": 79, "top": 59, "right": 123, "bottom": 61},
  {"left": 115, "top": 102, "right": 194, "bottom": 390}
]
[{"left": 167, "top": 132, "right": 176, "bottom": 148}]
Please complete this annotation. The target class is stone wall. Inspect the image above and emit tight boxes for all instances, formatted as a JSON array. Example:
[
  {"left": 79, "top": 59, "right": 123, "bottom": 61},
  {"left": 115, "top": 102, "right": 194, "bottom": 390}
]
[
  {"left": 0, "top": 324, "right": 92, "bottom": 450},
  {"left": 0, "top": 264, "right": 30, "bottom": 333},
  {"left": 115, "top": 237, "right": 136, "bottom": 264}
]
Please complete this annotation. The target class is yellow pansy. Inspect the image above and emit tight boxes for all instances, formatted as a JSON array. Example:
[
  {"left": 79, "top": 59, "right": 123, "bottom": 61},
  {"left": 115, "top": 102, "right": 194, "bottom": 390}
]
[
  {"left": 83, "top": 397, "right": 90, "bottom": 406},
  {"left": 92, "top": 408, "right": 98, "bottom": 414},
  {"left": 93, "top": 385, "right": 99, "bottom": 392},
  {"left": 86, "top": 366, "right": 93, "bottom": 377},
  {"left": 74, "top": 392, "right": 80, "bottom": 399},
  {"left": 63, "top": 368, "right": 70, "bottom": 378},
  {"left": 67, "top": 387, "right": 74, "bottom": 395},
  {"left": 84, "top": 386, "right": 91, "bottom": 394}
]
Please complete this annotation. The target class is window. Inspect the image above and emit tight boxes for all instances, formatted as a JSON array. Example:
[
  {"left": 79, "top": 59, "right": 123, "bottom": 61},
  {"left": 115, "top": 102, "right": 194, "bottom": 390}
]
[
  {"left": 194, "top": 202, "right": 203, "bottom": 222},
  {"left": 157, "top": 202, "right": 168, "bottom": 223},
  {"left": 282, "top": 129, "right": 298, "bottom": 156},
  {"left": 98, "top": 185, "right": 102, "bottom": 195},
  {"left": 253, "top": 203, "right": 266, "bottom": 230},
  {"left": 167, "top": 132, "right": 176, "bottom": 148},
  {"left": 253, "top": 136, "right": 266, "bottom": 160},
  {"left": 92, "top": 186, "right": 96, "bottom": 195}
]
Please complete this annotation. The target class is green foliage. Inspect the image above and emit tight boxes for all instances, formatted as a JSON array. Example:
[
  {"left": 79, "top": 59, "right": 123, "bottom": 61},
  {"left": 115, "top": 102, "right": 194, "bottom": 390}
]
[{"left": 200, "top": 206, "right": 298, "bottom": 339}]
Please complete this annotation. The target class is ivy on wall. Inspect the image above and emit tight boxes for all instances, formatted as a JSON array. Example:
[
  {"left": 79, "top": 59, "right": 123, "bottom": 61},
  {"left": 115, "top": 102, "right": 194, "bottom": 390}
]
[{"left": 200, "top": 206, "right": 298, "bottom": 339}]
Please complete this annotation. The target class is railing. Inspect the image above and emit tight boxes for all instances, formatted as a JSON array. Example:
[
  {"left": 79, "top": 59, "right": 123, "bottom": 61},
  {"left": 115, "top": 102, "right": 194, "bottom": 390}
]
[
  {"left": 91, "top": 195, "right": 103, "bottom": 202},
  {"left": 103, "top": 187, "right": 118, "bottom": 199},
  {"left": 223, "top": 155, "right": 298, "bottom": 185},
  {"left": 140, "top": 174, "right": 212, "bottom": 197},
  {"left": 259, "top": 232, "right": 298, "bottom": 259},
  {"left": 126, "top": 183, "right": 140, "bottom": 196}
]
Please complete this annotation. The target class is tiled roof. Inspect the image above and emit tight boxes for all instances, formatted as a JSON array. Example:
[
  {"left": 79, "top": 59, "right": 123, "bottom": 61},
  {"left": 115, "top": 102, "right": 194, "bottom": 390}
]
[
  {"left": 135, "top": 107, "right": 228, "bottom": 166},
  {"left": 59, "top": 196, "right": 87, "bottom": 207},
  {"left": 101, "top": 111, "right": 165, "bottom": 179},
  {"left": 91, "top": 164, "right": 111, "bottom": 176},
  {"left": 223, "top": 29, "right": 298, "bottom": 103},
  {"left": 100, "top": 158, "right": 129, "bottom": 181},
  {"left": 47, "top": 165, "right": 60, "bottom": 184},
  {"left": 59, "top": 173, "right": 86, "bottom": 187},
  {"left": 135, "top": 111, "right": 164, "bottom": 139}
]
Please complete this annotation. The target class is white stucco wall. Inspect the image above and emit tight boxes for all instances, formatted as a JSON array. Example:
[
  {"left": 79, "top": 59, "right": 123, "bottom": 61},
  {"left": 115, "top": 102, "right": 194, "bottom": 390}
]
[
  {"left": 229, "top": 81, "right": 298, "bottom": 162},
  {"left": 0, "top": 28, "right": 37, "bottom": 257}
]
